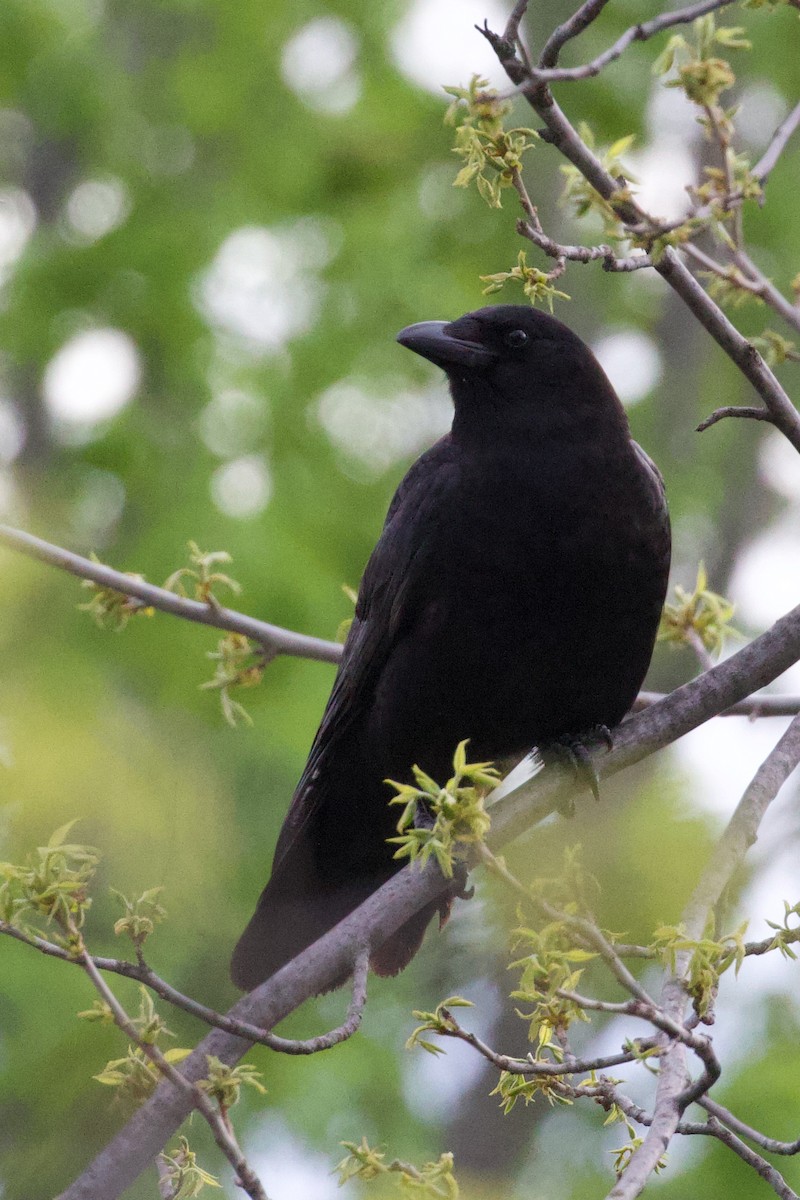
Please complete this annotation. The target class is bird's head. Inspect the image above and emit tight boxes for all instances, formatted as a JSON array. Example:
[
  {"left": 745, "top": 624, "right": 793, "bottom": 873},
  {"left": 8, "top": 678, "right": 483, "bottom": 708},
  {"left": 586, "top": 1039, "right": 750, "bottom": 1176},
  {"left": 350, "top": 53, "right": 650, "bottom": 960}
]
[{"left": 397, "top": 304, "right": 629, "bottom": 439}]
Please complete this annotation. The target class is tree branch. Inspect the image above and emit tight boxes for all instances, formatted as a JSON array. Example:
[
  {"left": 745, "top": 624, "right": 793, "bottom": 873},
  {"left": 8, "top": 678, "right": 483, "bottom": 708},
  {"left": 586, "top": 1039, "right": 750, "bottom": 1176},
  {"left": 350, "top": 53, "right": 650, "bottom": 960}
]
[
  {"left": 0, "top": 923, "right": 369, "bottom": 1055},
  {"left": 606, "top": 713, "right": 800, "bottom": 1200},
  {"left": 695, "top": 405, "right": 772, "bottom": 433},
  {"left": 499, "top": 0, "right": 740, "bottom": 87},
  {"left": 0, "top": 523, "right": 342, "bottom": 665},
  {"left": 754, "top": 99, "right": 800, "bottom": 187},
  {"left": 698, "top": 1095, "right": 800, "bottom": 1156},
  {"left": 75, "top": 933, "right": 269, "bottom": 1199},
  {"left": 52, "top": 590, "right": 800, "bottom": 1200},
  {"left": 636, "top": 690, "right": 800, "bottom": 717},
  {"left": 480, "top": 15, "right": 800, "bottom": 454}
]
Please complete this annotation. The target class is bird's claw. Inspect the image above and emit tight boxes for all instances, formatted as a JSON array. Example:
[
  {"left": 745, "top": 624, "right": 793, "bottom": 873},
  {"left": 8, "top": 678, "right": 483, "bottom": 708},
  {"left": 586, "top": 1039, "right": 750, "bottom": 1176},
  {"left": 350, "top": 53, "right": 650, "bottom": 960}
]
[
  {"left": 548, "top": 727, "right": 613, "bottom": 806},
  {"left": 594, "top": 724, "right": 614, "bottom": 752}
]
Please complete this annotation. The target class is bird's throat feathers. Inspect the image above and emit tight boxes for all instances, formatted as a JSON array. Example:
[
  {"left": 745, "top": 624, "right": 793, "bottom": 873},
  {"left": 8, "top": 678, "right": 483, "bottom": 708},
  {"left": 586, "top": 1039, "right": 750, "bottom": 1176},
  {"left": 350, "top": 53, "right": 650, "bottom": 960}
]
[{"left": 448, "top": 365, "right": 632, "bottom": 448}]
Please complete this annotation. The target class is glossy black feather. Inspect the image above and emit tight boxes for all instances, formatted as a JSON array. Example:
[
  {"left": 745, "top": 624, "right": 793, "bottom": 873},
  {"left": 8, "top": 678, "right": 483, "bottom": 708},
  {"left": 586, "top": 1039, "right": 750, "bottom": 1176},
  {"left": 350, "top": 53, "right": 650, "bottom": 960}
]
[{"left": 231, "top": 305, "right": 670, "bottom": 991}]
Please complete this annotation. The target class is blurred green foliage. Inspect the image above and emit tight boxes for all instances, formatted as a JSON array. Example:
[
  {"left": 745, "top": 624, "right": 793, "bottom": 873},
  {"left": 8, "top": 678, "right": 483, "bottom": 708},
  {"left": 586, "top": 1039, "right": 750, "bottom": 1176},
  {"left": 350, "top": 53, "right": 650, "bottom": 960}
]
[{"left": 1, "top": 1, "right": 799, "bottom": 1197}]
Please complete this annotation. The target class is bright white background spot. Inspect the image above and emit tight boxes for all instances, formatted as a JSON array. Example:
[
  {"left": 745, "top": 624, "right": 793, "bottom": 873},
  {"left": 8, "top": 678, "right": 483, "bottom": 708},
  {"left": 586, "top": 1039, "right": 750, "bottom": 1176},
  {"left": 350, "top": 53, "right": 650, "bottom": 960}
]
[
  {"left": 0, "top": 469, "right": 19, "bottom": 520},
  {"left": 647, "top": 79, "right": 701, "bottom": 143},
  {"left": 69, "top": 468, "right": 126, "bottom": 546},
  {"left": 730, "top": 514, "right": 800, "bottom": 629},
  {"left": 621, "top": 81, "right": 702, "bottom": 225},
  {"left": 0, "top": 188, "right": 36, "bottom": 283},
  {"left": 43, "top": 328, "right": 141, "bottom": 424},
  {"left": 281, "top": 17, "right": 361, "bottom": 114},
  {"left": 0, "top": 399, "right": 24, "bottom": 464},
  {"left": 248, "top": 1119, "right": 339, "bottom": 1200},
  {"left": 628, "top": 138, "right": 696, "bottom": 223},
  {"left": 197, "top": 219, "right": 340, "bottom": 353},
  {"left": 199, "top": 388, "right": 267, "bottom": 458},
  {"left": 315, "top": 377, "right": 452, "bottom": 478},
  {"left": 737, "top": 82, "right": 788, "bottom": 148},
  {"left": 676, "top": 714, "right": 794, "bottom": 819},
  {"left": 390, "top": 0, "right": 510, "bottom": 94},
  {"left": 592, "top": 329, "right": 663, "bottom": 405},
  {"left": 759, "top": 428, "right": 800, "bottom": 502},
  {"left": 211, "top": 454, "right": 272, "bottom": 519},
  {"left": 64, "top": 177, "right": 130, "bottom": 243},
  {"left": 402, "top": 977, "right": 501, "bottom": 1119}
]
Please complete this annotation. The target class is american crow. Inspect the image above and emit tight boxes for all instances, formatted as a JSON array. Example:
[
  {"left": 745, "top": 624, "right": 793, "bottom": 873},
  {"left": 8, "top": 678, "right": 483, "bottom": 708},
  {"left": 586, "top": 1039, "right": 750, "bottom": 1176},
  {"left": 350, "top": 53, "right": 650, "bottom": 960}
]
[{"left": 231, "top": 305, "right": 670, "bottom": 990}]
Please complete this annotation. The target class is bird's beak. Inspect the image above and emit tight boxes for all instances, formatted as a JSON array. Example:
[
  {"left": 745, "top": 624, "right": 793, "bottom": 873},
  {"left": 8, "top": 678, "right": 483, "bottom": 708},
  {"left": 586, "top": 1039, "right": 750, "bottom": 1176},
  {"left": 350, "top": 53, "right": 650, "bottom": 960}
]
[{"left": 396, "top": 320, "right": 497, "bottom": 370}]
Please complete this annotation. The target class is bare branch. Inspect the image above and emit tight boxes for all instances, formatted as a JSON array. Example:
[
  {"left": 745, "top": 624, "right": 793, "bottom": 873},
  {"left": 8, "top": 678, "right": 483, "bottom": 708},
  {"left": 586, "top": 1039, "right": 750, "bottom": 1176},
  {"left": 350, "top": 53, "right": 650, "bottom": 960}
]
[
  {"left": 76, "top": 937, "right": 269, "bottom": 1200},
  {"left": 606, "top": 714, "right": 800, "bottom": 1200},
  {"left": 754, "top": 100, "right": 800, "bottom": 186},
  {"left": 538, "top": 0, "right": 612, "bottom": 70},
  {"left": 701, "top": 1119, "right": 800, "bottom": 1200},
  {"left": 636, "top": 691, "right": 800, "bottom": 717},
  {"left": 0, "top": 523, "right": 342, "bottom": 665},
  {"left": 699, "top": 1096, "right": 800, "bottom": 1157},
  {"left": 696, "top": 405, "right": 773, "bottom": 433},
  {"left": 51, "top": 592, "right": 800, "bottom": 1199},
  {"left": 0, "top": 921, "right": 369, "bottom": 1056},
  {"left": 498, "top": 0, "right": 739, "bottom": 89},
  {"left": 480, "top": 24, "right": 800, "bottom": 454}
]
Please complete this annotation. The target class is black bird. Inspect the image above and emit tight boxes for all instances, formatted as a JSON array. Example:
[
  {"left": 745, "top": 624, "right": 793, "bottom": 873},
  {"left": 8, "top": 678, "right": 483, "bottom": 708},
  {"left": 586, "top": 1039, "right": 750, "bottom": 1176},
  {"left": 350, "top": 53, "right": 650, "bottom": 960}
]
[{"left": 231, "top": 305, "right": 670, "bottom": 990}]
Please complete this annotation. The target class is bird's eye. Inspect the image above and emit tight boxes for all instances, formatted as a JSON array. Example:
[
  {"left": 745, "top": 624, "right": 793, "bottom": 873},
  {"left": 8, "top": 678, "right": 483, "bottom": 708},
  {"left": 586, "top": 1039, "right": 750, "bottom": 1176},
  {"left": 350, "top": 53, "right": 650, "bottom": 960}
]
[{"left": 505, "top": 329, "right": 528, "bottom": 348}]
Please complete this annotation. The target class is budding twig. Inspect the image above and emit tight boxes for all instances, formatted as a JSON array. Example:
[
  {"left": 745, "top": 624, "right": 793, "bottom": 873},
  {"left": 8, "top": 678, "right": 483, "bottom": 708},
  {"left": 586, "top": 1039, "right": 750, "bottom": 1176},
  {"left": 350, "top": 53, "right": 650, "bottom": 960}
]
[{"left": 0, "top": 523, "right": 342, "bottom": 664}]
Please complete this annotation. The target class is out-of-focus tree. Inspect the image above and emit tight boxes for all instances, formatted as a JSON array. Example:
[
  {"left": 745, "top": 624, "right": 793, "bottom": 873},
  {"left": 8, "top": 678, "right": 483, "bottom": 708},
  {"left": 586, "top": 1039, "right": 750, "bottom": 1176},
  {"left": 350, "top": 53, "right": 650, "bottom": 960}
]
[{"left": 1, "top": 1, "right": 800, "bottom": 1198}]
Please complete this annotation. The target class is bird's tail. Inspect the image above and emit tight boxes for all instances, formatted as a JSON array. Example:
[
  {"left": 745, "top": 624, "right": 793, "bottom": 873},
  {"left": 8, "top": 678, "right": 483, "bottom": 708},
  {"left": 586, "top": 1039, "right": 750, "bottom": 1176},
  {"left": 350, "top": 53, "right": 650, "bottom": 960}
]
[{"left": 230, "top": 873, "right": 449, "bottom": 992}]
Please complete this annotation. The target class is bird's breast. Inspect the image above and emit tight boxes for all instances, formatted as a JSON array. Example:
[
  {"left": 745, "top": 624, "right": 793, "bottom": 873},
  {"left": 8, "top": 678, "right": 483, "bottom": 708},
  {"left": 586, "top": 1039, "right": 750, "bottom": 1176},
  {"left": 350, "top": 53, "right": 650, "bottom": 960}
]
[{"left": 365, "top": 437, "right": 668, "bottom": 773}]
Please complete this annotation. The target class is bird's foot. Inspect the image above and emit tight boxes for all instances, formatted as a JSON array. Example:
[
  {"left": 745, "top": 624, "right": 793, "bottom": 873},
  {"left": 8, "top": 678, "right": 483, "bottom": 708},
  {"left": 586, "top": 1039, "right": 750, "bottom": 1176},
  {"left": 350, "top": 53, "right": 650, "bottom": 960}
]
[{"left": 546, "top": 726, "right": 614, "bottom": 810}]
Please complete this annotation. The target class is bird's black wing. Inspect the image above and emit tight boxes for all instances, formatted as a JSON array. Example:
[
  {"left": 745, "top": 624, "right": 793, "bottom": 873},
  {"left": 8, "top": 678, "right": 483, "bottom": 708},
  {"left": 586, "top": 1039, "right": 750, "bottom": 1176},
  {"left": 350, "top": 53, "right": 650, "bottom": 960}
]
[{"left": 269, "top": 433, "right": 459, "bottom": 876}]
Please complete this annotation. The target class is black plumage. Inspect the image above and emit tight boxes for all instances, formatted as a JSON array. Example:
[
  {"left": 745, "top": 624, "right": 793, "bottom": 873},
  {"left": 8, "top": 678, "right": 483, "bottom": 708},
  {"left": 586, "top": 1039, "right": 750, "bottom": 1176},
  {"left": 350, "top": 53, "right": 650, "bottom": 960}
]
[{"left": 231, "top": 304, "right": 671, "bottom": 990}]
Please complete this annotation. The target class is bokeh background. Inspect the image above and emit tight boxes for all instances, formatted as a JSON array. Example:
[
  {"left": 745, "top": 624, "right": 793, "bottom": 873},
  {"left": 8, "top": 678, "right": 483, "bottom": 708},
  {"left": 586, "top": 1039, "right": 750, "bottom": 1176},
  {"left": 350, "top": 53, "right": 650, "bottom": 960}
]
[{"left": 1, "top": 0, "right": 800, "bottom": 1197}]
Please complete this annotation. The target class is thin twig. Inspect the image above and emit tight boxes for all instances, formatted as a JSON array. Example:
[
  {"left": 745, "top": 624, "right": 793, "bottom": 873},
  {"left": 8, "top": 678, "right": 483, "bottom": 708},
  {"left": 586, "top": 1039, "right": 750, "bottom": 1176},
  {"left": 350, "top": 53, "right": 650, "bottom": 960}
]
[
  {"left": 538, "top": 0, "right": 612, "bottom": 70},
  {"left": 684, "top": 243, "right": 800, "bottom": 337},
  {"left": 434, "top": 1014, "right": 655, "bottom": 1077},
  {"left": 696, "top": 405, "right": 773, "bottom": 433},
  {"left": 480, "top": 24, "right": 800, "bottom": 454},
  {"left": 498, "top": 0, "right": 739, "bottom": 88},
  {"left": 75, "top": 935, "right": 269, "bottom": 1200},
  {"left": 0, "top": 922, "right": 368, "bottom": 1056},
  {"left": 685, "top": 628, "right": 716, "bottom": 673},
  {"left": 698, "top": 1095, "right": 800, "bottom": 1156},
  {"left": 606, "top": 714, "right": 800, "bottom": 1200},
  {"left": 754, "top": 100, "right": 800, "bottom": 186},
  {"left": 0, "top": 523, "right": 342, "bottom": 664},
  {"left": 516, "top": 218, "right": 650, "bottom": 271}
]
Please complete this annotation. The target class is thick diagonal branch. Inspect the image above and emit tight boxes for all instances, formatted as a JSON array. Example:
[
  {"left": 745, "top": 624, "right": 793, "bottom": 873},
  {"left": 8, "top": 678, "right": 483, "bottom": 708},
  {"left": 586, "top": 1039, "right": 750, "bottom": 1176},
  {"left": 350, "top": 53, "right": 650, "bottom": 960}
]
[{"left": 55, "top": 594, "right": 800, "bottom": 1200}]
